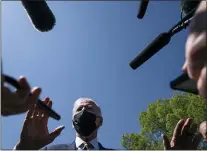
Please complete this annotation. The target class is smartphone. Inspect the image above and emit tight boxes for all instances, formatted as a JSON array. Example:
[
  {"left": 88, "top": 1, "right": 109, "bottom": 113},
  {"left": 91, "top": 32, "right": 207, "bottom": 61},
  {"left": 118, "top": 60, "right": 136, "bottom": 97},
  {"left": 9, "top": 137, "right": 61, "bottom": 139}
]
[
  {"left": 4, "top": 75, "right": 61, "bottom": 120},
  {"left": 170, "top": 73, "right": 198, "bottom": 95}
]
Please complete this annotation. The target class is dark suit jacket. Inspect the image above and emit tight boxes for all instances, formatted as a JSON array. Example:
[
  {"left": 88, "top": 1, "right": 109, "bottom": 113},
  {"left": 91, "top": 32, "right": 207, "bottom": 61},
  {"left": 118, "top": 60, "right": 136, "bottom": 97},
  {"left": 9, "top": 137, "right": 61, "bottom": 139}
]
[{"left": 43, "top": 141, "right": 114, "bottom": 150}]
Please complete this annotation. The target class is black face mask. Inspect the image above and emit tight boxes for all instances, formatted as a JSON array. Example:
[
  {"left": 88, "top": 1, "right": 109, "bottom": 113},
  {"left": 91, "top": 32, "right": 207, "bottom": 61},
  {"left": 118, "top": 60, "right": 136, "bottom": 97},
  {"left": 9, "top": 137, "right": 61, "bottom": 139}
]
[{"left": 73, "top": 110, "right": 99, "bottom": 136}]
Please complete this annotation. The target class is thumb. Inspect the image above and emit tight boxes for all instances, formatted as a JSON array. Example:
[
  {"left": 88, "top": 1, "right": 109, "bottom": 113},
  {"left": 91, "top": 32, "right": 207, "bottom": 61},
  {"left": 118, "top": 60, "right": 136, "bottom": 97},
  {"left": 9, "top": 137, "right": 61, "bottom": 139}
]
[
  {"left": 162, "top": 134, "right": 171, "bottom": 150},
  {"left": 48, "top": 125, "right": 65, "bottom": 142},
  {"left": 182, "top": 61, "right": 188, "bottom": 73}
]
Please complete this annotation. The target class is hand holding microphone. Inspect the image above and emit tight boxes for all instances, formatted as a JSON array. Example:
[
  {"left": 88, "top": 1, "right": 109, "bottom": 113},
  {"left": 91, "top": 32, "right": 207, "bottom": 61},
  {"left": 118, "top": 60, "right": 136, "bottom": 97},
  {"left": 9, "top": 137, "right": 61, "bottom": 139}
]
[
  {"left": 1, "top": 74, "right": 41, "bottom": 116},
  {"left": 2, "top": 74, "right": 61, "bottom": 120}
]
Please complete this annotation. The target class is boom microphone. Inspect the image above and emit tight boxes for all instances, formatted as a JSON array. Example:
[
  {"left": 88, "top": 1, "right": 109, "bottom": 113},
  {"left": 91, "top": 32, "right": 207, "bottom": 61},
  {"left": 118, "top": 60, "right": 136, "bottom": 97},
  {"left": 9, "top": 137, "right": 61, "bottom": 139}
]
[
  {"left": 21, "top": 0, "right": 56, "bottom": 32},
  {"left": 137, "top": 0, "right": 149, "bottom": 19},
  {"left": 129, "top": 32, "right": 171, "bottom": 70},
  {"left": 130, "top": 1, "right": 198, "bottom": 70}
]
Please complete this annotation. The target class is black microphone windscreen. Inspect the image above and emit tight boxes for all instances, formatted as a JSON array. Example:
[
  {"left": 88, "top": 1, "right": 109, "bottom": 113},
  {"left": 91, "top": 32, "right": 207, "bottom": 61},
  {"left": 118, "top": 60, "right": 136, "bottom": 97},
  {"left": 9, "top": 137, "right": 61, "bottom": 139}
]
[
  {"left": 129, "top": 32, "right": 171, "bottom": 70},
  {"left": 137, "top": 0, "right": 149, "bottom": 19},
  {"left": 21, "top": 0, "right": 56, "bottom": 32},
  {"left": 181, "top": 0, "right": 200, "bottom": 17}
]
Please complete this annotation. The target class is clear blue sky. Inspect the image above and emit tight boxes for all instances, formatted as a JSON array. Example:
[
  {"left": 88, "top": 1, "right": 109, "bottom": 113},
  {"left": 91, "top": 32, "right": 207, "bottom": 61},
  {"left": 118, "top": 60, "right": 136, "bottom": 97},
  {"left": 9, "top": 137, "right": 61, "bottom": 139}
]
[{"left": 2, "top": 1, "right": 188, "bottom": 149}]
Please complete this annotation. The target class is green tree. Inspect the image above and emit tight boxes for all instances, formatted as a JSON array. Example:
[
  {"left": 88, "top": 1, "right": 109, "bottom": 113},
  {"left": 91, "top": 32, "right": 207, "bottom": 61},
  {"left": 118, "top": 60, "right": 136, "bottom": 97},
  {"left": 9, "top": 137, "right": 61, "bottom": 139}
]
[{"left": 122, "top": 93, "right": 207, "bottom": 150}]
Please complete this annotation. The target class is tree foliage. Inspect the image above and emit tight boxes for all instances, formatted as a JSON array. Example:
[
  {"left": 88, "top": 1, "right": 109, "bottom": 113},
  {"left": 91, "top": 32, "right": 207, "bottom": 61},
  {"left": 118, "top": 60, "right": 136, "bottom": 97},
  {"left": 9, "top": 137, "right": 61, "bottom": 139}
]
[{"left": 122, "top": 93, "right": 207, "bottom": 150}]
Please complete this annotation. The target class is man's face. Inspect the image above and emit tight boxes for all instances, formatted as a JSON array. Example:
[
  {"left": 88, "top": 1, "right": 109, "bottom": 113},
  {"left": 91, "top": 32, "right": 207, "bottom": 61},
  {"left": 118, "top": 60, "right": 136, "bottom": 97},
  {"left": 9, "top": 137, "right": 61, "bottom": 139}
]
[{"left": 72, "top": 98, "right": 101, "bottom": 120}]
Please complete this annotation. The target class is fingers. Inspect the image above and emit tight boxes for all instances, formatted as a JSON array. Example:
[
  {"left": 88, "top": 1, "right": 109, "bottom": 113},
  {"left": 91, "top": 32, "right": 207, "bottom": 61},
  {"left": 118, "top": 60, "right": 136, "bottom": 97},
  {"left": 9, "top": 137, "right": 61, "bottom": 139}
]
[
  {"left": 173, "top": 119, "right": 185, "bottom": 138},
  {"left": 185, "top": 30, "right": 207, "bottom": 81},
  {"left": 27, "top": 87, "right": 42, "bottom": 108},
  {"left": 32, "top": 98, "right": 51, "bottom": 119},
  {"left": 170, "top": 119, "right": 185, "bottom": 147},
  {"left": 42, "top": 98, "right": 52, "bottom": 125},
  {"left": 182, "top": 61, "right": 188, "bottom": 73},
  {"left": 2, "top": 86, "right": 41, "bottom": 116},
  {"left": 32, "top": 105, "right": 39, "bottom": 118},
  {"left": 197, "top": 67, "right": 207, "bottom": 99},
  {"left": 26, "top": 105, "right": 37, "bottom": 119},
  {"left": 16, "top": 76, "right": 31, "bottom": 100},
  {"left": 181, "top": 118, "right": 193, "bottom": 136},
  {"left": 24, "top": 98, "right": 50, "bottom": 124},
  {"left": 162, "top": 134, "right": 170, "bottom": 150},
  {"left": 48, "top": 100, "right": 52, "bottom": 108},
  {"left": 48, "top": 125, "right": 65, "bottom": 143},
  {"left": 19, "top": 76, "right": 31, "bottom": 90},
  {"left": 44, "top": 97, "right": 50, "bottom": 104}
]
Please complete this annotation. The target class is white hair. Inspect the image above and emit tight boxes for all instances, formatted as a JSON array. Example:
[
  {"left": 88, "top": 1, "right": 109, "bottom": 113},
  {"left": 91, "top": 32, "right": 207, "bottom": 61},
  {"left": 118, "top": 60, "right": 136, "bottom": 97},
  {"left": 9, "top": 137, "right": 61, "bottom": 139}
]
[{"left": 72, "top": 98, "right": 102, "bottom": 116}]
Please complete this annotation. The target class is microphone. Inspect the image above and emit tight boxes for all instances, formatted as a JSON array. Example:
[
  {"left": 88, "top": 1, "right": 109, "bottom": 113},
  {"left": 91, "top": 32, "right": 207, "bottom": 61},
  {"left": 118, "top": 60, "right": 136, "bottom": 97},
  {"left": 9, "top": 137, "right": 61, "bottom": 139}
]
[
  {"left": 4, "top": 75, "right": 61, "bottom": 120},
  {"left": 181, "top": 0, "right": 200, "bottom": 17},
  {"left": 21, "top": 0, "right": 56, "bottom": 32},
  {"left": 130, "top": 2, "right": 196, "bottom": 70},
  {"left": 137, "top": 0, "right": 149, "bottom": 19},
  {"left": 129, "top": 32, "right": 171, "bottom": 70}
]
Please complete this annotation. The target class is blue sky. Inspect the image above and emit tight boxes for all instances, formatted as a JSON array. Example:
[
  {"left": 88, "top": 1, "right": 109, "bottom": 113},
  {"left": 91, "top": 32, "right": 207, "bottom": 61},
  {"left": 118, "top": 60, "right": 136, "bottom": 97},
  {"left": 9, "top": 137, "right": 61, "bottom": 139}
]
[{"left": 2, "top": 1, "right": 188, "bottom": 149}]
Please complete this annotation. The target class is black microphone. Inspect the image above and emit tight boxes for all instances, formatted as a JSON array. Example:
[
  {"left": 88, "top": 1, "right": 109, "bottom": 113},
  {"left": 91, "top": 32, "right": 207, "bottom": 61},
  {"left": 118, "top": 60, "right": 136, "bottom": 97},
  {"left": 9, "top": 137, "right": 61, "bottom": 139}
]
[
  {"left": 137, "top": 0, "right": 149, "bottom": 19},
  {"left": 181, "top": 0, "right": 200, "bottom": 17},
  {"left": 4, "top": 75, "right": 61, "bottom": 120},
  {"left": 21, "top": 0, "right": 56, "bottom": 32},
  {"left": 129, "top": 32, "right": 171, "bottom": 70}
]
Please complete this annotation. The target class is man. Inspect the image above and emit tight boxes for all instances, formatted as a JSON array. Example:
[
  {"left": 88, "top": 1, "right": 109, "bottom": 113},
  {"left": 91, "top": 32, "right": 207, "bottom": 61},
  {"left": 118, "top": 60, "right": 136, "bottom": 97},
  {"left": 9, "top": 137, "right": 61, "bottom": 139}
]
[
  {"left": 14, "top": 98, "right": 112, "bottom": 150},
  {"left": 15, "top": 97, "right": 203, "bottom": 150},
  {"left": 183, "top": 0, "right": 207, "bottom": 99},
  {"left": 1, "top": 74, "right": 41, "bottom": 116}
]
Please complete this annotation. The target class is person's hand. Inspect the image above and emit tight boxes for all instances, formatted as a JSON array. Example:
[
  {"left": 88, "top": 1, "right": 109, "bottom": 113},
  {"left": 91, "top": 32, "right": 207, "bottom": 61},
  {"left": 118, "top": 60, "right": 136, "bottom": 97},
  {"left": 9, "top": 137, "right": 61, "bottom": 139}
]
[
  {"left": 183, "top": 1, "right": 207, "bottom": 99},
  {"left": 162, "top": 118, "right": 202, "bottom": 150},
  {"left": 1, "top": 75, "right": 41, "bottom": 116},
  {"left": 15, "top": 98, "right": 65, "bottom": 150}
]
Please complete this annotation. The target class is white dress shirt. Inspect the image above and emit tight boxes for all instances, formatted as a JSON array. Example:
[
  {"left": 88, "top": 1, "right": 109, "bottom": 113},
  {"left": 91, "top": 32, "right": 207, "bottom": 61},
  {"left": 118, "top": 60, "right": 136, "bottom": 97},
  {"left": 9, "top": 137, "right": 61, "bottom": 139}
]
[{"left": 76, "top": 137, "right": 99, "bottom": 150}]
